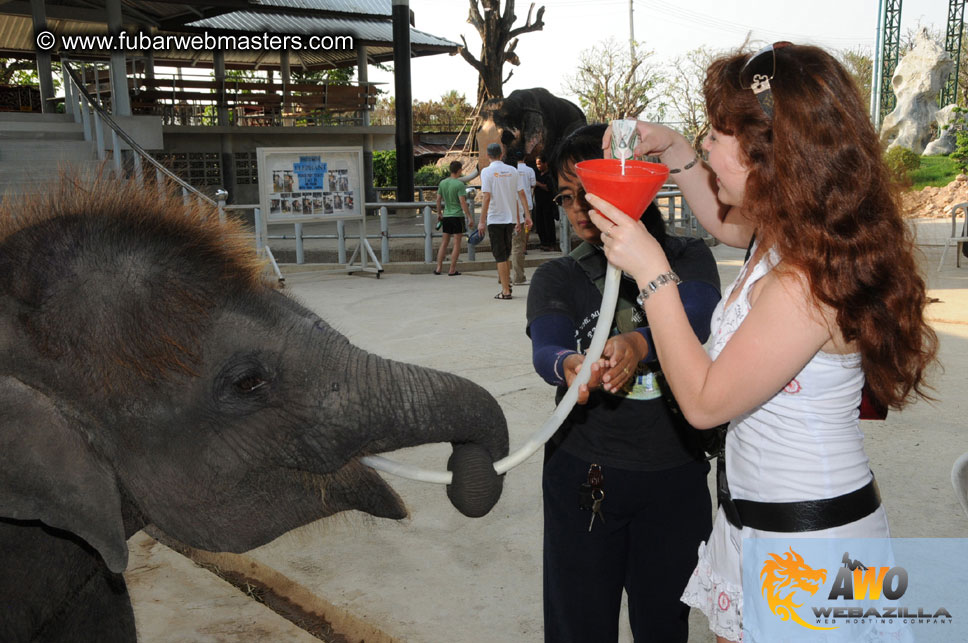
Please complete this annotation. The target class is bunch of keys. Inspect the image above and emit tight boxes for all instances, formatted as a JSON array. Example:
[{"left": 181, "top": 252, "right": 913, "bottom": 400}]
[{"left": 578, "top": 463, "right": 606, "bottom": 532}]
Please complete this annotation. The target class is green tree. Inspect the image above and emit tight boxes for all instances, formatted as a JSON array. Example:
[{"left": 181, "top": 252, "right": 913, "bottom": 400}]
[
  {"left": 414, "top": 164, "right": 447, "bottom": 186},
  {"left": 1, "top": 58, "right": 62, "bottom": 92},
  {"left": 563, "top": 38, "right": 664, "bottom": 122},
  {"left": 884, "top": 145, "right": 921, "bottom": 186},
  {"left": 1, "top": 58, "right": 36, "bottom": 85},
  {"left": 291, "top": 67, "right": 354, "bottom": 85},
  {"left": 948, "top": 106, "right": 968, "bottom": 172},
  {"left": 373, "top": 150, "right": 397, "bottom": 187}
]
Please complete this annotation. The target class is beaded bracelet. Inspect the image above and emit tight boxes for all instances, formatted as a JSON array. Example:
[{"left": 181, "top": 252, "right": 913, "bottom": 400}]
[
  {"left": 635, "top": 271, "right": 681, "bottom": 306},
  {"left": 668, "top": 154, "right": 700, "bottom": 175}
]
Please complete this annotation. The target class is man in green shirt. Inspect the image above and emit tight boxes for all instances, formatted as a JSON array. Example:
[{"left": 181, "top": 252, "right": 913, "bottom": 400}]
[{"left": 434, "top": 160, "right": 474, "bottom": 275}]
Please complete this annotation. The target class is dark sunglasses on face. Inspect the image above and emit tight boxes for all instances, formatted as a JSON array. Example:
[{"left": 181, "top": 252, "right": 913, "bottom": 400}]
[{"left": 739, "top": 41, "right": 792, "bottom": 119}]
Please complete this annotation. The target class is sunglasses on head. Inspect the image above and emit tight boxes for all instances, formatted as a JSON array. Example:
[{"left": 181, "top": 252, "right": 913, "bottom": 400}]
[{"left": 739, "top": 41, "right": 792, "bottom": 119}]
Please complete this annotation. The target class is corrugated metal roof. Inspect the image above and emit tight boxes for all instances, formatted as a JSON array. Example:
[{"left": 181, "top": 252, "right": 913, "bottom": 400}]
[
  {"left": 413, "top": 142, "right": 453, "bottom": 157},
  {"left": 0, "top": 14, "right": 109, "bottom": 53},
  {"left": 252, "top": 0, "right": 391, "bottom": 16},
  {"left": 186, "top": 11, "right": 456, "bottom": 49},
  {"left": 0, "top": 1, "right": 455, "bottom": 68}
]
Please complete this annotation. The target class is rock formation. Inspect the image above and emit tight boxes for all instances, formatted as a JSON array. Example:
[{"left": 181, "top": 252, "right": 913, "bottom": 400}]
[
  {"left": 923, "top": 104, "right": 960, "bottom": 156},
  {"left": 880, "top": 28, "right": 954, "bottom": 154}
]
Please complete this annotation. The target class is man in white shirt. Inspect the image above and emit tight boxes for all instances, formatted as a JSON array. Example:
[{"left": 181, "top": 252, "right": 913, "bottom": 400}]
[
  {"left": 478, "top": 143, "right": 530, "bottom": 299},
  {"left": 512, "top": 150, "right": 536, "bottom": 284}
]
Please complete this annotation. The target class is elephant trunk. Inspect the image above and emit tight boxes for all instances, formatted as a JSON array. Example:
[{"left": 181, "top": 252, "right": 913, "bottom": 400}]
[{"left": 356, "top": 352, "right": 509, "bottom": 517}]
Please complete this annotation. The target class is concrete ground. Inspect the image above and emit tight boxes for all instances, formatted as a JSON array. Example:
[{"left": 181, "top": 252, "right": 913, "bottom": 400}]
[{"left": 127, "top": 239, "right": 968, "bottom": 643}]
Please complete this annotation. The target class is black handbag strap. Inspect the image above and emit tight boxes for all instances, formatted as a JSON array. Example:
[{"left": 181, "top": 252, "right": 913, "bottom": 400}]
[{"left": 568, "top": 241, "right": 642, "bottom": 335}]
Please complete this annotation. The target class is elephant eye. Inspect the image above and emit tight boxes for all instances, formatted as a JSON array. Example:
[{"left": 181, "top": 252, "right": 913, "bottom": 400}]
[{"left": 235, "top": 374, "right": 267, "bottom": 393}]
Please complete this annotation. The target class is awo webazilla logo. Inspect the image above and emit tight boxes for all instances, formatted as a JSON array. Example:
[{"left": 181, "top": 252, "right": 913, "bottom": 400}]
[{"left": 759, "top": 547, "right": 954, "bottom": 630}]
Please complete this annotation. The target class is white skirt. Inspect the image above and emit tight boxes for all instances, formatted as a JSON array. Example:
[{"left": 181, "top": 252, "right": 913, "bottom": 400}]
[{"left": 681, "top": 505, "right": 891, "bottom": 642}]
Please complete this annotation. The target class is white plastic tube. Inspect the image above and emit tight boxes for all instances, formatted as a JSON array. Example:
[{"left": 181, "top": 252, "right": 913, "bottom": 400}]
[{"left": 361, "top": 263, "right": 623, "bottom": 484}]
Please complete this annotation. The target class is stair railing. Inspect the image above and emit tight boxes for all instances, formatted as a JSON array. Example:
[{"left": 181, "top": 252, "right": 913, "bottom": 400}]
[{"left": 60, "top": 59, "right": 227, "bottom": 222}]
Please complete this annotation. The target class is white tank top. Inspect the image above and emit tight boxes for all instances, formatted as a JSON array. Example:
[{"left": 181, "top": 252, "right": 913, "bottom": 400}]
[{"left": 708, "top": 246, "right": 873, "bottom": 502}]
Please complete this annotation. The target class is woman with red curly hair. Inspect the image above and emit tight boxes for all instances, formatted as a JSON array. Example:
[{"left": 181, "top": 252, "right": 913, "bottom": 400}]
[{"left": 587, "top": 43, "right": 938, "bottom": 642}]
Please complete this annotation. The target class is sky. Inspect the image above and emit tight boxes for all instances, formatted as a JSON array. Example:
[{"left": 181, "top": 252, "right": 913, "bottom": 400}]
[{"left": 367, "top": 0, "right": 953, "bottom": 105}]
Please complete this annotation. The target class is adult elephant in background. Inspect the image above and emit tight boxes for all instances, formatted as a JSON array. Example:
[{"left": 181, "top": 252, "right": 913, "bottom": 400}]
[
  {"left": 475, "top": 87, "right": 586, "bottom": 172},
  {"left": 0, "top": 179, "right": 508, "bottom": 642}
]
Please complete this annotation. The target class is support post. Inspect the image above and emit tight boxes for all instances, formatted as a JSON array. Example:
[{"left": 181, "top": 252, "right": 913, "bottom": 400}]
[
  {"left": 133, "top": 150, "right": 144, "bottom": 187},
  {"left": 392, "top": 0, "right": 415, "bottom": 203},
  {"left": 214, "top": 50, "right": 229, "bottom": 126},
  {"left": 467, "top": 197, "right": 476, "bottom": 261},
  {"left": 30, "top": 0, "right": 55, "bottom": 113},
  {"left": 423, "top": 205, "right": 433, "bottom": 262},
  {"left": 941, "top": 0, "right": 966, "bottom": 106},
  {"left": 61, "top": 60, "right": 75, "bottom": 121},
  {"left": 93, "top": 111, "right": 106, "bottom": 160},
  {"left": 280, "top": 51, "right": 291, "bottom": 122},
  {"left": 338, "top": 219, "right": 347, "bottom": 264},
  {"left": 358, "top": 45, "right": 377, "bottom": 203},
  {"left": 876, "top": 0, "right": 903, "bottom": 124},
  {"left": 106, "top": 0, "right": 131, "bottom": 116},
  {"left": 871, "top": 0, "right": 885, "bottom": 123},
  {"left": 111, "top": 129, "right": 122, "bottom": 175},
  {"left": 628, "top": 0, "right": 635, "bottom": 59},
  {"left": 216, "top": 189, "right": 228, "bottom": 224},
  {"left": 294, "top": 223, "right": 305, "bottom": 264},
  {"left": 380, "top": 207, "right": 389, "bottom": 264}
]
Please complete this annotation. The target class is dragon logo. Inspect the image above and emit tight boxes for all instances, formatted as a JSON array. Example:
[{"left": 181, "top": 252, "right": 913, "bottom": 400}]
[{"left": 760, "top": 548, "right": 836, "bottom": 631}]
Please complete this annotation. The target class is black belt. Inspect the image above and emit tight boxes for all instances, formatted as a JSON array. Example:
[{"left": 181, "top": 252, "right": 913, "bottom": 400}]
[{"left": 717, "top": 455, "right": 881, "bottom": 532}]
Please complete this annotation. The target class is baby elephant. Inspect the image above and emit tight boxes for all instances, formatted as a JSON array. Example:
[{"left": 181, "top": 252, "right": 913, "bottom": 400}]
[{"left": 0, "top": 179, "right": 507, "bottom": 642}]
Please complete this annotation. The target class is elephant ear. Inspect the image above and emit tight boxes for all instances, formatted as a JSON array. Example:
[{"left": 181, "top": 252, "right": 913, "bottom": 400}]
[
  {"left": 0, "top": 376, "right": 127, "bottom": 573},
  {"left": 520, "top": 105, "right": 546, "bottom": 156}
]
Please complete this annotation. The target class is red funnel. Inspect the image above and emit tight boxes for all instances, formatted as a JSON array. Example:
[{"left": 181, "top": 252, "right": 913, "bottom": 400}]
[{"left": 575, "top": 159, "right": 669, "bottom": 221}]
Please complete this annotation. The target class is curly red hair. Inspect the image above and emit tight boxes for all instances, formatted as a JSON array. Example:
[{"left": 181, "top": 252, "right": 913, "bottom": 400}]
[{"left": 704, "top": 44, "right": 937, "bottom": 410}]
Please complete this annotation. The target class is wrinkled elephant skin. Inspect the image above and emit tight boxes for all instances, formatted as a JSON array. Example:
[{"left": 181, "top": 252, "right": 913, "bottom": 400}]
[{"left": 0, "top": 182, "right": 509, "bottom": 642}]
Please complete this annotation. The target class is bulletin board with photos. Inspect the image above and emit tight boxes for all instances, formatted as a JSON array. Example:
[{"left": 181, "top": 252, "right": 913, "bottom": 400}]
[{"left": 257, "top": 146, "right": 363, "bottom": 223}]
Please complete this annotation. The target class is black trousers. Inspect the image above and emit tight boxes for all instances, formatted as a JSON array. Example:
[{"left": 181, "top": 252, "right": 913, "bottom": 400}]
[
  {"left": 542, "top": 447, "right": 712, "bottom": 643},
  {"left": 534, "top": 203, "right": 558, "bottom": 247}
]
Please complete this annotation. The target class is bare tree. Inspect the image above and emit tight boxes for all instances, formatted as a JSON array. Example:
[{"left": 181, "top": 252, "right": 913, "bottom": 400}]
[
  {"left": 838, "top": 46, "right": 873, "bottom": 111},
  {"left": 457, "top": 0, "right": 545, "bottom": 107},
  {"left": 563, "top": 38, "right": 663, "bottom": 123},
  {"left": 665, "top": 47, "right": 716, "bottom": 150},
  {"left": 371, "top": 91, "right": 475, "bottom": 131}
]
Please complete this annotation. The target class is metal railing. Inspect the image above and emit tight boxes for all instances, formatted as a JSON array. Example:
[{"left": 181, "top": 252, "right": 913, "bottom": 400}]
[
  {"left": 227, "top": 200, "right": 485, "bottom": 265},
  {"left": 221, "top": 187, "right": 708, "bottom": 268},
  {"left": 656, "top": 189, "right": 711, "bottom": 239},
  {"left": 374, "top": 186, "right": 447, "bottom": 203},
  {"left": 60, "top": 59, "right": 227, "bottom": 220},
  {"left": 124, "top": 72, "right": 377, "bottom": 127}
]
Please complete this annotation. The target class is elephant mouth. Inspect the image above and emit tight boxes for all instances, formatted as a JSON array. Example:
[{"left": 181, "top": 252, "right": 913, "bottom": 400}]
[
  {"left": 148, "top": 460, "right": 407, "bottom": 558},
  {"left": 308, "top": 457, "right": 408, "bottom": 521}
]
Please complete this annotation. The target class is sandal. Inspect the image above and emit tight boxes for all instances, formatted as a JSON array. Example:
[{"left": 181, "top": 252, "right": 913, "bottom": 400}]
[
  {"left": 448, "top": 271, "right": 461, "bottom": 276},
  {"left": 494, "top": 292, "right": 512, "bottom": 300},
  {"left": 433, "top": 269, "right": 441, "bottom": 275}
]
